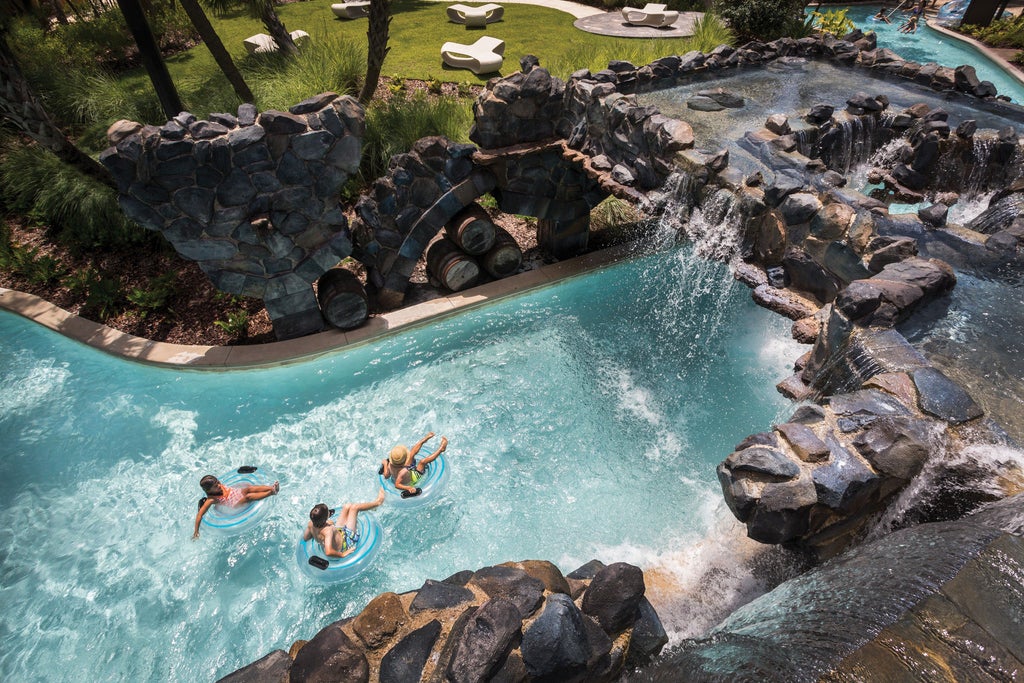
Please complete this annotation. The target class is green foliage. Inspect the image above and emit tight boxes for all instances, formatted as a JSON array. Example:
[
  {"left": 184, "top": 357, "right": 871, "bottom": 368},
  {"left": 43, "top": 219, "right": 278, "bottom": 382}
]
[
  {"left": 243, "top": 26, "right": 365, "bottom": 110},
  {"left": 686, "top": 12, "right": 735, "bottom": 52},
  {"left": 809, "top": 8, "right": 856, "bottom": 37},
  {"left": 361, "top": 93, "right": 473, "bottom": 183},
  {"left": 963, "top": 16, "right": 1024, "bottom": 50},
  {"left": 0, "top": 141, "right": 149, "bottom": 249},
  {"left": 0, "top": 240, "right": 65, "bottom": 285},
  {"left": 713, "top": 0, "right": 806, "bottom": 41},
  {"left": 83, "top": 271, "right": 125, "bottom": 319},
  {"left": 214, "top": 309, "right": 250, "bottom": 338},
  {"left": 126, "top": 271, "right": 180, "bottom": 317},
  {"left": 1013, "top": 51, "right": 1024, "bottom": 66}
]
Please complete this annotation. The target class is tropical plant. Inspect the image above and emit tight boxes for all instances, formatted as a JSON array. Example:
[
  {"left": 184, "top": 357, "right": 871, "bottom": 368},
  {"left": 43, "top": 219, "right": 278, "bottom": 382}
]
[
  {"left": 962, "top": 15, "right": 1024, "bottom": 49},
  {"left": 126, "top": 270, "right": 179, "bottom": 317},
  {"left": 360, "top": 92, "right": 473, "bottom": 183},
  {"left": 713, "top": 0, "right": 805, "bottom": 41},
  {"left": 809, "top": 8, "right": 856, "bottom": 37},
  {"left": 83, "top": 271, "right": 125, "bottom": 319},
  {"left": 214, "top": 309, "right": 250, "bottom": 337},
  {"left": 686, "top": 11, "right": 735, "bottom": 51},
  {"left": 0, "top": 35, "right": 115, "bottom": 188}
]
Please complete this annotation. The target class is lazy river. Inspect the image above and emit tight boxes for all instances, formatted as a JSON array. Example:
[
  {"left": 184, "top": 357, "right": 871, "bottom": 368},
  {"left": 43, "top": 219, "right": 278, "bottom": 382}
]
[{"left": 0, "top": 243, "right": 804, "bottom": 682}]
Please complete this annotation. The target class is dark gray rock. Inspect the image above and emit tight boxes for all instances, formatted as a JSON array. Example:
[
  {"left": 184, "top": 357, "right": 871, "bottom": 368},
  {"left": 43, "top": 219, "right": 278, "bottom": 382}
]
[
  {"left": 446, "top": 599, "right": 522, "bottom": 683},
  {"left": 259, "top": 110, "right": 308, "bottom": 135},
  {"left": 812, "top": 435, "right": 879, "bottom": 512},
  {"left": 874, "top": 258, "right": 955, "bottom": 296},
  {"left": 697, "top": 88, "right": 744, "bottom": 108},
  {"left": 470, "top": 565, "right": 545, "bottom": 619},
  {"left": 686, "top": 95, "right": 725, "bottom": 112},
  {"left": 830, "top": 388, "right": 911, "bottom": 421},
  {"left": 216, "top": 650, "right": 290, "bottom": 683},
  {"left": 725, "top": 445, "right": 801, "bottom": 479},
  {"left": 912, "top": 367, "right": 984, "bottom": 424},
  {"left": 289, "top": 622, "right": 368, "bottom": 683},
  {"left": 580, "top": 562, "right": 645, "bottom": 635},
  {"left": 520, "top": 594, "right": 589, "bottom": 680},
  {"left": 918, "top": 202, "right": 948, "bottom": 227},
  {"left": 776, "top": 422, "right": 830, "bottom": 462},
  {"left": 379, "top": 620, "right": 441, "bottom": 683},
  {"left": 409, "top": 579, "right": 474, "bottom": 613},
  {"left": 625, "top": 596, "right": 668, "bottom": 668},
  {"left": 780, "top": 193, "right": 822, "bottom": 225},
  {"left": 289, "top": 92, "right": 338, "bottom": 115},
  {"left": 836, "top": 280, "right": 883, "bottom": 320},
  {"left": 567, "top": 560, "right": 605, "bottom": 580},
  {"left": 853, "top": 416, "right": 934, "bottom": 481}
]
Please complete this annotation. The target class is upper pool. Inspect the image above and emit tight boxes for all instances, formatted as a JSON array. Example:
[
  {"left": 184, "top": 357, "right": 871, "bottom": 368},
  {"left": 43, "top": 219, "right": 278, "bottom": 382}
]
[
  {"left": 0, "top": 243, "right": 802, "bottom": 681},
  {"left": 835, "top": 4, "right": 1024, "bottom": 102}
]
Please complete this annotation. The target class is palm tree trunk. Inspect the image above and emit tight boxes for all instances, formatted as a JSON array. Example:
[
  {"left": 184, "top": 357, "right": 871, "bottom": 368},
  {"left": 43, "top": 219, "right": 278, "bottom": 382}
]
[
  {"left": 0, "top": 37, "right": 115, "bottom": 189},
  {"left": 177, "top": 0, "right": 254, "bottom": 102},
  {"left": 358, "top": 0, "right": 390, "bottom": 105},
  {"left": 50, "top": 0, "right": 70, "bottom": 24},
  {"left": 116, "top": 0, "right": 184, "bottom": 118},
  {"left": 259, "top": 0, "right": 297, "bottom": 55}
]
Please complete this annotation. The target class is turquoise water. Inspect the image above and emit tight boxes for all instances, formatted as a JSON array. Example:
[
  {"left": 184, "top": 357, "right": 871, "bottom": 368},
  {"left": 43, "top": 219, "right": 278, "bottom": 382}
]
[
  {"left": 839, "top": 5, "right": 1024, "bottom": 102},
  {"left": 0, "top": 245, "right": 802, "bottom": 682}
]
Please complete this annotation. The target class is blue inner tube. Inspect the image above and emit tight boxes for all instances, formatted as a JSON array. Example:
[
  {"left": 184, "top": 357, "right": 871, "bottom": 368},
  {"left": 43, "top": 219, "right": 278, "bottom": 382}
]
[
  {"left": 295, "top": 511, "right": 383, "bottom": 583},
  {"left": 378, "top": 453, "right": 449, "bottom": 507},
  {"left": 200, "top": 467, "right": 275, "bottom": 536}
]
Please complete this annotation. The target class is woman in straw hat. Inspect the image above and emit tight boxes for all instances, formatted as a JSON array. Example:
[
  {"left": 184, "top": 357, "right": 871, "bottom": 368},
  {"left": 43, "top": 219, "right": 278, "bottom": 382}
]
[{"left": 380, "top": 431, "right": 448, "bottom": 498}]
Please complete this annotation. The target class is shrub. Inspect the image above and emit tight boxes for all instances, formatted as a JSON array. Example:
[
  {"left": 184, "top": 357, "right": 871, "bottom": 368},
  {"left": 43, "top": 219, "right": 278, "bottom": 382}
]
[
  {"left": 713, "top": 0, "right": 806, "bottom": 41},
  {"left": 0, "top": 240, "right": 65, "bottom": 285},
  {"left": 214, "top": 309, "right": 250, "bottom": 338},
  {"left": 83, "top": 271, "right": 124, "bottom": 319},
  {"left": 963, "top": 16, "right": 1024, "bottom": 49},
  {"left": 687, "top": 11, "right": 736, "bottom": 52},
  {"left": 809, "top": 8, "right": 856, "bottom": 37},
  {"left": 243, "top": 26, "right": 365, "bottom": 111},
  {"left": 0, "top": 140, "right": 149, "bottom": 250},
  {"left": 360, "top": 92, "right": 473, "bottom": 183},
  {"left": 126, "top": 270, "right": 179, "bottom": 317}
]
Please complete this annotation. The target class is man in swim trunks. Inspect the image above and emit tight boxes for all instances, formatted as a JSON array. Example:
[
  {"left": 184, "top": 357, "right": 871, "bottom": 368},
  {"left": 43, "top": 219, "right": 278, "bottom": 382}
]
[
  {"left": 381, "top": 431, "right": 448, "bottom": 498},
  {"left": 303, "top": 489, "right": 385, "bottom": 558},
  {"left": 192, "top": 474, "right": 279, "bottom": 539}
]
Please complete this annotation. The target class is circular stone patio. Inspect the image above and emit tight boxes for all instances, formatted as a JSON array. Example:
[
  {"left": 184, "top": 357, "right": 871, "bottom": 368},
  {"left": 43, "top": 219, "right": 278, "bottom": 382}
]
[{"left": 574, "top": 11, "right": 705, "bottom": 38}]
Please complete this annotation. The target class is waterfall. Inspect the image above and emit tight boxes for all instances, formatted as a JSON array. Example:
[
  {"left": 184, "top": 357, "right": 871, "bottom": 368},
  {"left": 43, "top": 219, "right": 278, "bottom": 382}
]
[
  {"left": 846, "top": 137, "right": 908, "bottom": 193},
  {"left": 822, "top": 115, "right": 879, "bottom": 174},
  {"left": 681, "top": 188, "right": 743, "bottom": 263}
]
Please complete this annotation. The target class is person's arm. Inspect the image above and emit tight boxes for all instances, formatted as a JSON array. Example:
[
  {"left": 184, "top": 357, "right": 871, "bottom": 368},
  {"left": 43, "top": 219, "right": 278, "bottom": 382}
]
[
  {"left": 302, "top": 522, "right": 314, "bottom": 542},
  {"left": 408, "top": 432, "right": 435, "bottom": 461},
  {"left": 394, "top": 468, "right": 418, "bottom": 494},
  {"left": 417, "top": 436, "right": 448, "bottom": 469},
  {"left": 193, "top": 498, "right": 214, "bottom": 539}
]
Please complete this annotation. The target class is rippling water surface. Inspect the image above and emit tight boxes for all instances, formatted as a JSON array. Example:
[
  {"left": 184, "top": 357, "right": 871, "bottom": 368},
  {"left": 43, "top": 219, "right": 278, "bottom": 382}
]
[{"left": 0, "top": 246, "right": 803, "bottom": 682}]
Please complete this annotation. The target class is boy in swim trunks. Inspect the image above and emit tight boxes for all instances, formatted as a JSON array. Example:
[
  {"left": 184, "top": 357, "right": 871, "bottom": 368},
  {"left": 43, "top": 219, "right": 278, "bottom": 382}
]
[
  {"left": 303, "top": 489, "right": 385, "bottom": 558},
  {"left": 192, "top": 474, "right": 279, "bottom": 538},
  {"left": 380, "top": 431, "right": 448, "bottom": 498}
]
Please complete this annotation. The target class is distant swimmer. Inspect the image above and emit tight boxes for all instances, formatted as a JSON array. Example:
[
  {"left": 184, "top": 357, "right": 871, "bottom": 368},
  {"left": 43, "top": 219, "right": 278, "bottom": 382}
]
[
  {"left": 380, "top": 431, "right": 448, "bottom": 498},
  {"left": 193, "top": 473, "right": 278, "bottom": 538},
  {"left": 303, "top": 490, "right": 385, "bottom": 558}
]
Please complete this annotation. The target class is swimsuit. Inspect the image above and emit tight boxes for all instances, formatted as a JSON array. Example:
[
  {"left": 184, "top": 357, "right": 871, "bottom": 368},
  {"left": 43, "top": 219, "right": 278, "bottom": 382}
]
[
  {"left": 320, "top": 521, "right": 359, "bottom": 553},
  {"left": 392, "top": 460, "right": 422, "bottom": 486},
  {"left": 213, "top": 485, "right": 246, "bottom": 507}
]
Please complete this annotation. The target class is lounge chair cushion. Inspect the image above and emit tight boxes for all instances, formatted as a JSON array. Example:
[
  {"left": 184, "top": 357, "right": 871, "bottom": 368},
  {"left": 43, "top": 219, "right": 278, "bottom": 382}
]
[
  {"left": 621, "top": 3, "right": 679, "bottom": 28},
  {"left": 243, "top": 30, "right": 310, "bottom": 54},
  {"left": 331, "top": 1, "right": 371, "bottom": 19},
  {"left": 447, "top": 3, "right": 504, "bottom": 27},
  {"left": 441, "top": 35, "right": 505, "bottom": 75}
]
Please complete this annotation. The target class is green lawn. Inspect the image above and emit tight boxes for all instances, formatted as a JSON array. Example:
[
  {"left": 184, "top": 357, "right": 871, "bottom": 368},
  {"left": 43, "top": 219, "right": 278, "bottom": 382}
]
[{"left": 122, "top": 1, "right": 704, "bottom": 116}]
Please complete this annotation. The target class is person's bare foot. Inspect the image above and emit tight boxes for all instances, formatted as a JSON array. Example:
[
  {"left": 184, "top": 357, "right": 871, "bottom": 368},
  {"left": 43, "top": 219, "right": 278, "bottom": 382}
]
[{"left": 272, "top": 481, "right": 280, "bottom": 494}]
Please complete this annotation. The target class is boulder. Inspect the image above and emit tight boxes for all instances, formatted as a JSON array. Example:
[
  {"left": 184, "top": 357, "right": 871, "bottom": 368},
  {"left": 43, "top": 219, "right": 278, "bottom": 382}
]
[
  {"left": 852, "top": 416, "right": 934, "bottom": 482},
  {"left": 470, "top": 565, "right": 546, "bottom": 619},
  {"left": 811, "top": 435, "right": 880, "bottom": 512},
  {"left": 409, "top": 579, "right": 475, "bottom": 612},
  {"left": 289, "top": 622, "right": 368, "bottom": 683},
  {"left": 580, "top": 562, "right": 645, "bottom": 635},
  {"left": 446, "top": 599, "right": 523, "bottom": 683},
  {"left": 216, "top": 650, "right": 291, "bottom": 683},
  {"left": 918, "top": 203, "right": 948, "bottom": 227},
  {"left": 379, "top": 620, "right": 442, "bottom": 683},
  {"left": 776, "top": 422, "right": 830, "bottom": 462},
  {"left": 506, "top": 560, "right": 572, "bottom": 595},
  {"left": 625, "top": 597, "right": 669, "bottom": 668},
  {"left": 352, "top": 592, "right": 406, "bottom": 650},
  {"left": 780, "top": 192, "right": 823, "bottom": 226},
  {"left": 911, "top": 367, "right": 984, "bottom": 425},
  {"left": 520, "top": 594, "right": 589, "bottom": 681}
]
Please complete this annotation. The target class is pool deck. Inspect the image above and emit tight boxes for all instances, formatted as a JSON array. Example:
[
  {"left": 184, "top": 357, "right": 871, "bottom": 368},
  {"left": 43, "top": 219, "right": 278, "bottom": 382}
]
[{"left": 0, "top": 241, "right": 637, "bottom": 370}]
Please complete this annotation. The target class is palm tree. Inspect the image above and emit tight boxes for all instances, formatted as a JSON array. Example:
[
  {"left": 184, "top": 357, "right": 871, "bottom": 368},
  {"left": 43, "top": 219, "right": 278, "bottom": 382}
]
[
  {"left": 178, "top": 0, "right": 254, "bottom": 103},
  {"left": 116, "top": 0, "right": 184, "bottom": 118},
  {"left": 358, "top": 0, "right": 391, "bottom": 105},
  {"left": 0, "top": 35, "right": 115, "bottom": 189}
]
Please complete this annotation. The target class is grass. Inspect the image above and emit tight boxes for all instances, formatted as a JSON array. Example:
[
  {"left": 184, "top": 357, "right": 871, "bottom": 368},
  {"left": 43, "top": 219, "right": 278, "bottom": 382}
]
[{"left": 114, "top": 0, "right": 724, "bottom": 121}]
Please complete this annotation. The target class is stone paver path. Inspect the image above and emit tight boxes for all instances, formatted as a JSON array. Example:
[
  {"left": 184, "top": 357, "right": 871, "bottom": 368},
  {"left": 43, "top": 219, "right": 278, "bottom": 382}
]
[
  {"left": 428, "top": 0, "right": 603, "bottom": 19},
  {"left": 574, "top": 10, "right": 705, "bottom": 38}
]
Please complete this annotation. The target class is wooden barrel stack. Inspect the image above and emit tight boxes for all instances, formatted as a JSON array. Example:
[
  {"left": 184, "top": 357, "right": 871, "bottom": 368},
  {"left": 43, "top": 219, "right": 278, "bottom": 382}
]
[
  {"left": 316, "top": 267, "right": 369, "bottom": 329},
  {"left": 427, "top": 202, "right": 524, "bottom": 292}
]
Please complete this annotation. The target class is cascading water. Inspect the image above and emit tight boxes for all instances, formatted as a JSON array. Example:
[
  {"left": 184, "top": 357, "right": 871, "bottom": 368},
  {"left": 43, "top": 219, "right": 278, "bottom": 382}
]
[{"left": 820, "top": 114, "right": 880, "bottom": 175}]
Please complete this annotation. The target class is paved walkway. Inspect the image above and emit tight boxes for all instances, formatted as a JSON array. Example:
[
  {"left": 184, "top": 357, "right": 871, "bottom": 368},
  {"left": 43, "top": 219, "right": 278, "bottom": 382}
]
[
  {"left": 574, "top": 11, "right": 704, "bottom": 38},
  {"left": 428, "top": 0, "right": 603, "bottom": 19}
]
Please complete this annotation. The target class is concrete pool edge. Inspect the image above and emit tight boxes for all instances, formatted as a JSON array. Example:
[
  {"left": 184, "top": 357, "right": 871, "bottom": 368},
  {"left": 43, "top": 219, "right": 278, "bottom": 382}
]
[{"left": 0, "top": 241, "right": 639, "bottom": 369}]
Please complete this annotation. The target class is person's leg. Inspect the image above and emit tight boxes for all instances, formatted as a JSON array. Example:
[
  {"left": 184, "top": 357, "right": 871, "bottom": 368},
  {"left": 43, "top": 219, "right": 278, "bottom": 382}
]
[
  {"left": 339, "top": 489, "right": 385, "bottom": 532},
  {"left": 417, "top": 437, "right": 448, "bottom": 472},
  {"left": 241, "top": 482, "right": 279, "bottom": 501}
]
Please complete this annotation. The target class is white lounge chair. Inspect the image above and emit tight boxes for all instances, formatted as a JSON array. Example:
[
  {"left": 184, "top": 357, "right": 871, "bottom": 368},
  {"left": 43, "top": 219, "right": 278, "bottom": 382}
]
[
  {"left": 621, "top": 3, "right": 679, "bottom": 28},
  {"left": 243, "top": 30, "right": 310, "bottom": 54},
  {"left": 441, "top": 36, "right": 504, "bottom": 75},
  {"left": 331, "top": 1, "right": 370, "bottom": 19},
  {"left": 446, "top": 3, "right": 504, "bottom": 27}
]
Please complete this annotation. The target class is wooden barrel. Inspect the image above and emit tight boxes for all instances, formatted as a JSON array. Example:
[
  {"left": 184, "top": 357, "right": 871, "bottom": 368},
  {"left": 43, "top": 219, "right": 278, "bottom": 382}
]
[
  {"left": 316, "top": 267, "right": 368, "bottom": 330},
  {"left": 444, "top": 203, "right": 496, "bottom": 255},
  {"left": 481, "top": 226, "right": 523, "bottom": 279},
  {"left": 427, "top": 238, "right": 480, "bottom": 292}
]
